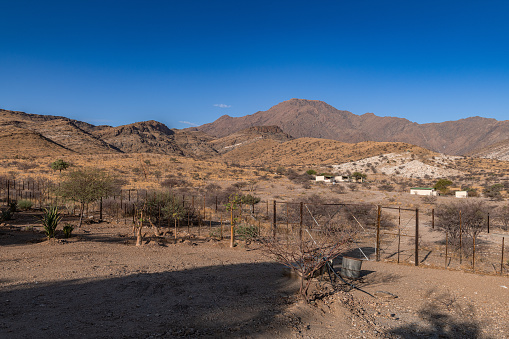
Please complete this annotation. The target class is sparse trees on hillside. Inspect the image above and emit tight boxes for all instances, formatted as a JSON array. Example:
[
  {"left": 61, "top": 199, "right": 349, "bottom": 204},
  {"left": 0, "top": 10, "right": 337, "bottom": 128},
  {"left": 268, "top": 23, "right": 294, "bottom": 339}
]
[{"left": 484, "top": 183, "right": 504, "bottom": 201}]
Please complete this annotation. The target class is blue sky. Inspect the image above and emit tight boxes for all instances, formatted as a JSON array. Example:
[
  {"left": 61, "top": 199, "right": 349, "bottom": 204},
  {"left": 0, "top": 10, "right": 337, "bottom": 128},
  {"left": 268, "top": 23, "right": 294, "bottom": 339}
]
[{"left": 1, "top": 0, "right": 509, "bottom": 128}]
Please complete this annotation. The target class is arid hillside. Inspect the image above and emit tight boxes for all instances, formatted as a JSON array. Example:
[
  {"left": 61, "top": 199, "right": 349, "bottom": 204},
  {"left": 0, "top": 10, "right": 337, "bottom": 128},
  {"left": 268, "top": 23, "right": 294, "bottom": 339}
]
[
  {"left": 468, "top": 137, "right": 509, "bottom": 161},
  {"left": 193, "top": 98, "right": 509, "bottom": 156}
]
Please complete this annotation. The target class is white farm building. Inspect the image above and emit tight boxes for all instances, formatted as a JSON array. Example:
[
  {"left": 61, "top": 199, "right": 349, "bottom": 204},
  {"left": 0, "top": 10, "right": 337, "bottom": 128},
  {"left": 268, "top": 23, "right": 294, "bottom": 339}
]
[{"left": 410, "top": 187, "right": 437, "bottom": 196}]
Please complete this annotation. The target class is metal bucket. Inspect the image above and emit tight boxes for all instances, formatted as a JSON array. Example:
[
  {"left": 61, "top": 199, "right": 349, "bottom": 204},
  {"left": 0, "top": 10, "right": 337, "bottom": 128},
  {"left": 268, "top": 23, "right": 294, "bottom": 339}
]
[{"left": 341, "top": 256, "right": 363, "bottom": 279}]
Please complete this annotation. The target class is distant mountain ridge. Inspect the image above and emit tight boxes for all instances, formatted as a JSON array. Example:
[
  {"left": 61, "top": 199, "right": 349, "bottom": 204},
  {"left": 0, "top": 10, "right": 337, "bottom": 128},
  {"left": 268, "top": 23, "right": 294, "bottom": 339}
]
[
  {"left": 193, "top": 98, "right": 509, "bottom": 156},
  {"left": 0, "top": 109, "right": 291, "bottom": 158},
  {"left": 2, "top": 99, "right": 509, "bottom": 161}
]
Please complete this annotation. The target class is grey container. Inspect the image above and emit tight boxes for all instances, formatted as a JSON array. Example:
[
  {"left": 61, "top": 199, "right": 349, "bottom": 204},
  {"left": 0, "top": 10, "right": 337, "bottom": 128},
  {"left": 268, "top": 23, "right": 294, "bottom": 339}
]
[{"left": 341, "top": 256, "right": 363, "bottom": 279}]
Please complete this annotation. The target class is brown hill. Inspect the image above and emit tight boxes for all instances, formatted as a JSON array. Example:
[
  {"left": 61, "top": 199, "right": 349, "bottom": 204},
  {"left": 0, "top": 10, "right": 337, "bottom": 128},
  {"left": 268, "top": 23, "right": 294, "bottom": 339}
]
[
  {"left": 91, "top": 121, "right": 183, "bottom": 155},
  {"left": 0, "top": 125, "right": 74, "bottom": 158},
  {"left": 467, "top": 138, "right": 509, "bottom": 161},
  {"left": 221, "top": 137, "right": 434, "bottom": 167},
  {"left": 194, "top": 99, "right": 509, "bottom": 156},
  {"left": 210, "top": 125, "right": 293, "bottom": 154},
  {"left": 0, "top": 109, "right": 118, "bottom": 154}
]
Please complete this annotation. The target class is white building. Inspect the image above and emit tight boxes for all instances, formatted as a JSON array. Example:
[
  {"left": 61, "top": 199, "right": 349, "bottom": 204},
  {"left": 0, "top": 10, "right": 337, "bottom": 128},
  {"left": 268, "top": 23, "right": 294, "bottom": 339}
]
[
  {"left": 410, "top": 187, "right": 437, "bottom": 196},
  {"left": 455, "top": 191, "right": 468, "bottom": 198}
]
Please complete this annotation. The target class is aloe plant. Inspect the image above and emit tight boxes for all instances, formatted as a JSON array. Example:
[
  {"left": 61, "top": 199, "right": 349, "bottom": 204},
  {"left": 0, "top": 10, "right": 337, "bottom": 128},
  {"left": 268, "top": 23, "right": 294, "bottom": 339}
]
[{"left": 42, "top": 206, "right": 61, "bottom": 238}]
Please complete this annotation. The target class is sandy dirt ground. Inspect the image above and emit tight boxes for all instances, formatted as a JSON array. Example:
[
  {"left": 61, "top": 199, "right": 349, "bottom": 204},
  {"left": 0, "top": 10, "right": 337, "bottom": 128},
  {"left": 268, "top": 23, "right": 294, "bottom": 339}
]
[{"left": 1, "top": 218, "right": 508, "bottom": 338}]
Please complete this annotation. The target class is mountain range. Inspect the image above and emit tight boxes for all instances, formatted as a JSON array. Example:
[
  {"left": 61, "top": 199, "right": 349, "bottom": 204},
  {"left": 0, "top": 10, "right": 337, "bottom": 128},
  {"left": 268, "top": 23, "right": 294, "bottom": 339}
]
[
  {"left": 193, "top": 99, "right": 509, "bottom": 156},
  {"left": 1, "top": 99, "right": 509, "bottom": 161}
]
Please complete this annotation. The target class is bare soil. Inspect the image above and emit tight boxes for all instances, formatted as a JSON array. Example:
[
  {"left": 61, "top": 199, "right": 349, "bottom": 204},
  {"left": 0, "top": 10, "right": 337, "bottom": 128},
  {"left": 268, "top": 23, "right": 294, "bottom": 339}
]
[{"left": 1, "top": 218, "right": 508, "bottom": 338}]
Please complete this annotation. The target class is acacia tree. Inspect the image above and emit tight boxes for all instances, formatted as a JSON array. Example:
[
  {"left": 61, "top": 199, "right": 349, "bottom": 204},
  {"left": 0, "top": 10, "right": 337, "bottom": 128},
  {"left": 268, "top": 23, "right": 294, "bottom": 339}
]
[
  {"left": 434, "top": 179, "right": 453, "bottom": 194},
  {"left": 59, "top": 168, "right": 121, "bottom": 227},
  {"left": 51, "top": 159, "right": 70, "bottom": 173}
]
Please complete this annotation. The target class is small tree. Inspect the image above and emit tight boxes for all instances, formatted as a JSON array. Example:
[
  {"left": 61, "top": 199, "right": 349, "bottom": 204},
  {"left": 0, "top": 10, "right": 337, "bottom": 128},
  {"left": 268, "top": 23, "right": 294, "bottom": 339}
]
[
  {"left": 51, "top": 159, "right": 70, "bottom": 173},
  {"left": 59, "top": 168, "right": 121, "bottom": 227},
  {"left": 434, "top": 179, "right": 453, "bottom": 194},
  {"left": 496, "top": 205, "right": 509, "bottom": 230}
]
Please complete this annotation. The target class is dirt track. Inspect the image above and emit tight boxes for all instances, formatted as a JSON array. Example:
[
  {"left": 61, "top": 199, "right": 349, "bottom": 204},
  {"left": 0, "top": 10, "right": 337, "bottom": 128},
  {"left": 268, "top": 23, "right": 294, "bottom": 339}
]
[{"left": 1, "top": 221, "right": 508, "bottom": 338}]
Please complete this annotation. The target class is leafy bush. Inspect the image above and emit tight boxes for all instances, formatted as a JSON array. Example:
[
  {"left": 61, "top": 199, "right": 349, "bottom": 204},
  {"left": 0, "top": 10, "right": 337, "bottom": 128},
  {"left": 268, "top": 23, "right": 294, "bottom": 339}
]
[
  {"left": 17, "top": 199, "right": 33, "bottom": 210},
  {"left": 41, "top": 206, "right": 61, "bottom": 238},
  {"left": 235, "top": 224, "right": 259, "bottom": 243},
  {"left": 306, "top": 169, "right": 317, "bottom": 175},
  {"left": 241, "top": 194, "right": 261, "bottom": 205}
]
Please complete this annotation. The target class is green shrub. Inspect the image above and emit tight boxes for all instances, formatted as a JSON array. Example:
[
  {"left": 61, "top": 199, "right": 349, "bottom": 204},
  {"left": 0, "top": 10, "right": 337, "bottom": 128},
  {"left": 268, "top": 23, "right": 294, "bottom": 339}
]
[
  {"left": 235, "top": 224, "right": 258, "bottom": 243},
  {"left": 306, "top": 169, "right": 317, "bottom": 175},
  {"left": 241, "top": 194, "right": 261, "bottom": 205},
  {"left": 18, "top": 199, "right": 33, "bottom": 210},
  {"left": 63, "top": 224, "right": 74, "bottom": 238},
  {"left": 41, "top": 206, "right": 61, "bottom": 238},
  {"left": 1, "top": 209, "right": 12, "bottom": 222}
]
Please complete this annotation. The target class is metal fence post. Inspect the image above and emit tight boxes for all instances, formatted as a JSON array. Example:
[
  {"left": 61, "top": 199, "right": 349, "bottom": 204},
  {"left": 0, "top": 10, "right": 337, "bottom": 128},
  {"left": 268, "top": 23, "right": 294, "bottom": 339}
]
[
  {"left": 415, "top": 208, "right": 419, "bottom": 266},
  {"left": 376, "top": 205, "right": 381, "bottom": 262},
  {"left": 273, "top": 200, "right": 277, "bottom": 238}
]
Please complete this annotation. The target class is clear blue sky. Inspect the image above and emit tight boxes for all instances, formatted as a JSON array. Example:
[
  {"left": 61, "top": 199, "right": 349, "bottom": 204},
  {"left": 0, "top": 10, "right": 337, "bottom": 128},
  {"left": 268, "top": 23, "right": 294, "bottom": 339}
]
[{"left": 1, "top": 0, "right": 509, "bottom": 128}]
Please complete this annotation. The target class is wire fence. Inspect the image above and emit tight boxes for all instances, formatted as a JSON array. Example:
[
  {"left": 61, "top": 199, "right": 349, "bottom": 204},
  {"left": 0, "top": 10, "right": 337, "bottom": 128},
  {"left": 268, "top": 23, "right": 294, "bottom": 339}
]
[{"left": 1, "top": 178, "right": 507, "bottom": 276}]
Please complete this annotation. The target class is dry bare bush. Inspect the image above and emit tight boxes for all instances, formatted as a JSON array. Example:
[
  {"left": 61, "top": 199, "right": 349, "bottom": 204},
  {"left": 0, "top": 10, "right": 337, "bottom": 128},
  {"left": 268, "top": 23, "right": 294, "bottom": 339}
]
[
  {"left": 435, "top": 200, "right": 489, "bottom": 248},
  {"left": 495, "top": 205, "right": 509, "bottom": 230},
  {"left": 261, "top": 222, "right": 356, "bottom": 300}
]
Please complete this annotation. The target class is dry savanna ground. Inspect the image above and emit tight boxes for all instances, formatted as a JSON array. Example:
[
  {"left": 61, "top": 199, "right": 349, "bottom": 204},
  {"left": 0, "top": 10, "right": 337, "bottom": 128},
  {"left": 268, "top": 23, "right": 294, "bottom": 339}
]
[{"left": 1, "top": 152, "right": 509, "bottom": 338}]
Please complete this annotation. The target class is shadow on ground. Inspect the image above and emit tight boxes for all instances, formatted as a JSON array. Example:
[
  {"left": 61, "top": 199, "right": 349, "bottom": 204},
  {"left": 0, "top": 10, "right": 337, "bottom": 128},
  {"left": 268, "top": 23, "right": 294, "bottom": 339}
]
[
  {"left": 0, "top": 262, "right": 300, "bottom": 338},
  {"left": 388, "top": 290, "right": 488, "bottom": 339}
]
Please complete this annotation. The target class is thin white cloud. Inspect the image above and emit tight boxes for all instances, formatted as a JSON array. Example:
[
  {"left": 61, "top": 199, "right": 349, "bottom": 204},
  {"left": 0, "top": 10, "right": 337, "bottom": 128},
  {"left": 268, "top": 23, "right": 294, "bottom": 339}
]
[
  {"left": 214, "top": 104, "right": 231, "bottom": 108},
  {"left": 179, "top": 121, "right": 199, "bottom": 127}
]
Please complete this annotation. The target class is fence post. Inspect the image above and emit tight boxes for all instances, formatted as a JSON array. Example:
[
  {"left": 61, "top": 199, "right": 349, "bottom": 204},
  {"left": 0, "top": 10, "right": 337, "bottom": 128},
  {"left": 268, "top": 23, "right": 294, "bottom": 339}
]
[
  {"left": 459, "top": 210, "right": 463, "bottom": 265},
  {"left": 415, "top": 208, "right": 419, "bottom": 266},
  {"left": 472, "top": 235, "right": 476, "bottom": 272},
  {"left": 99, "top": 197, "right": 103, "bottom": 220},
  {"left": 397, "top": 227, "right": 401, "bottom": 264},
  {"left": 7, "top": 180, "right": 10, "bottom": 205},
  {"left": 230, "top": 204, "right": 235, "bottom": 247},
  {"left": 487, "top": 213, "right": 490, "bottom": 233},
  {"left": 376, "top": 205, "right": 381, "bottom": 262},
  {"left": 273, "top": 200, "right": 277, "bottom": 238},
  {"left": 445, "top": 232, "right": 448, "bottom": 268},
  {"left": 299, "top": 202, "right": 303, "bottom": 242},
  {"left": 502, "top": 237, "right": 505, "bottom": 276},
  {"left": 215, "top": 196, "right": 218, "bottom": 211},
  {"left": 220, "top": 214, "right": 223, "bottom": 240},
  {"left": 286, "top": 202, "right": 289, "bottom": 233},
  {"left": 432, "top": 208, "right": 434, "bottom": 229}
]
